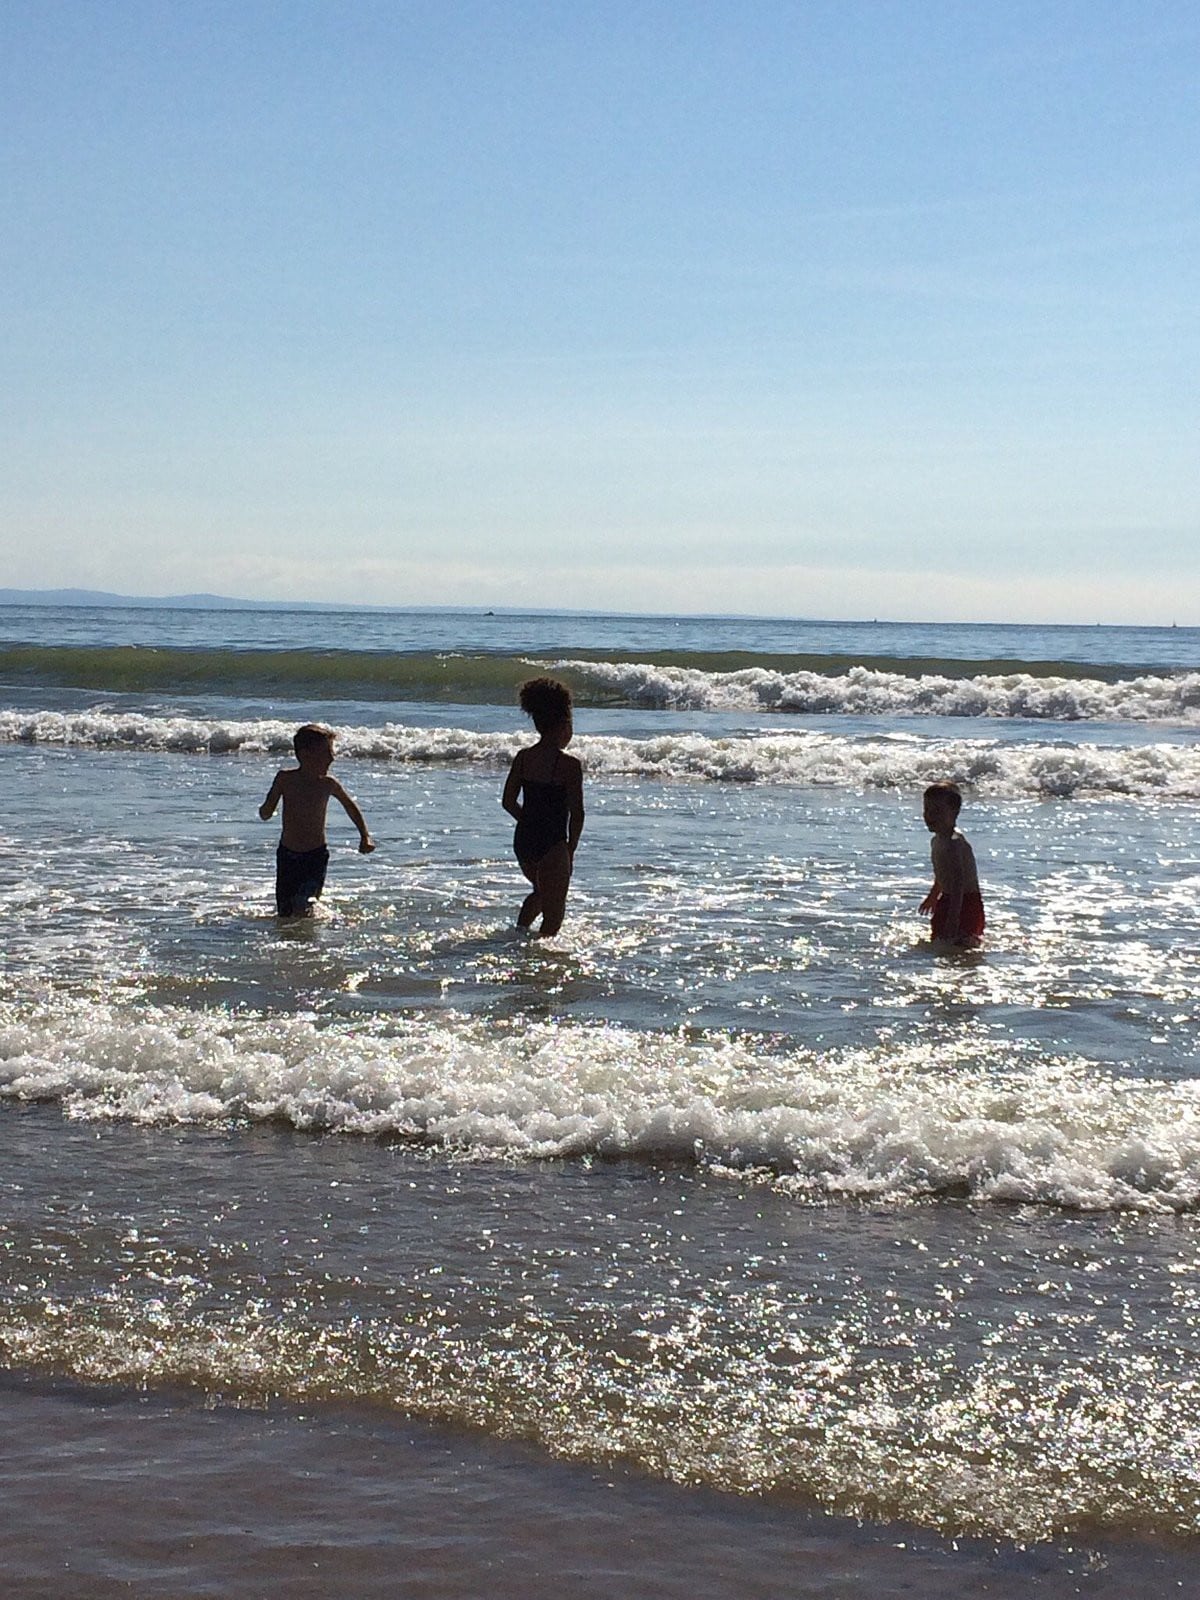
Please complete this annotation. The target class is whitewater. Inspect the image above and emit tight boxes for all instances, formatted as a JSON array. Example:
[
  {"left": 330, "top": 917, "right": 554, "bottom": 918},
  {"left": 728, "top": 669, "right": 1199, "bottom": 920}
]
[
  {"left": 2, "top": 604, "right": 1200, "bottom": 1576},
  {"left": 5, "top": 1000, "right": 1200, "bottom": 1212},
  {"left": 4, "top": 706, "right": 1200, "bottom": 799}
]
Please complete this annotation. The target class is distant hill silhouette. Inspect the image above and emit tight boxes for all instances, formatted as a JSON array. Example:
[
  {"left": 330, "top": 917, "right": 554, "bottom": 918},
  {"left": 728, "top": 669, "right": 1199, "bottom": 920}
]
[
  {"left": 0, "top": 589, "right": 609, "bottom": 616},
  {"left": 0, "top": 588, "right": 277, "bottom": 609},
  {"left": 0, "top": 588, "right": 491, "bottom": 613}
]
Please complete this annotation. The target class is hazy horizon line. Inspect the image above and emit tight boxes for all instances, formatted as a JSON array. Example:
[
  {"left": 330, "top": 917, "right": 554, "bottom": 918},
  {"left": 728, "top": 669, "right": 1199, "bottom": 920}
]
[{"left": 3, "top": 586, "right": 1196, "bottom": 634}]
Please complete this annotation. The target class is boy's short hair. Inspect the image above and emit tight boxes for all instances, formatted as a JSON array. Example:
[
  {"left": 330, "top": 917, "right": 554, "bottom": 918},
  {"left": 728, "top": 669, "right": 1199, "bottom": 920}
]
[
  {"left": 518, "top": 676, "right": 573, "bottom": 734},
  {"left": 294, "top": 723, "right": 334, "bottom": 756},
  {"left": 924, "top": 780, "right": 963, "bottom": 816}
]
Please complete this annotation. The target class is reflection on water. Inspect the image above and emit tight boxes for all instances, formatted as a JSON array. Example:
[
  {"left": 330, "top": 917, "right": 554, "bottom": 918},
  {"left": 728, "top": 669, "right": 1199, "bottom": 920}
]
[
  {"left": 2, "top": 683, "right": 1200, "bottom": 1557},
  {"left": 3, "top": 746, "right": 1196, "bottom": 1073},
  {"left": 3, "top": 1112, "right": 1200, "bottom": 1543}
]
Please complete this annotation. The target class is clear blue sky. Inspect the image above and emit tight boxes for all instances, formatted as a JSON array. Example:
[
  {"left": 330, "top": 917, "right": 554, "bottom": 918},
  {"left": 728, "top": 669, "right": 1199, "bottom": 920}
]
[{"left": 3, "top": 1, "right": 1197, "bottom": 621}]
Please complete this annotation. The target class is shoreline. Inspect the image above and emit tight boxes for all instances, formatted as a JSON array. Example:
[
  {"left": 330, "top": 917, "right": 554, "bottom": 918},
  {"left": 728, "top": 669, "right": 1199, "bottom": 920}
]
[{"left": 2, "top": 1373, "right": 1194, "bottom": 1600}]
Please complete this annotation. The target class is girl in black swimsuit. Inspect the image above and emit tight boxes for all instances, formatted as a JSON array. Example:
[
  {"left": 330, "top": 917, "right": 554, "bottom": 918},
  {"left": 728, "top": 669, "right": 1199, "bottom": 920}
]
[{"left": 501, "top": 677, "right": 585, "bottom": 938}]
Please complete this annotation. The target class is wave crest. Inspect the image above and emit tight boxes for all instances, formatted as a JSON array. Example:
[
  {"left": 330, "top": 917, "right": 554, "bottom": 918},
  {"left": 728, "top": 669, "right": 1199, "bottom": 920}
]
[
  {"left": 4, "top": 1002, "right": 1200, "bottom": 1212},
  {"left": 4, "top": 707, "right": 1200, "bottom": 799},
  {"left": 3, "top": 642, "right": 1199, "bottom": 721},
  {"left": 552, "top": 659, "right": 1200, "bottom": 722}
]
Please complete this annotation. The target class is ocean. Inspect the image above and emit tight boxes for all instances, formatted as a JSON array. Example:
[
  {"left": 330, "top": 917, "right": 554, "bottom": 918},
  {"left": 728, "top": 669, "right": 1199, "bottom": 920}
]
[{"left": 2, "top": 602, "right": 1199, "bottom": 1597}]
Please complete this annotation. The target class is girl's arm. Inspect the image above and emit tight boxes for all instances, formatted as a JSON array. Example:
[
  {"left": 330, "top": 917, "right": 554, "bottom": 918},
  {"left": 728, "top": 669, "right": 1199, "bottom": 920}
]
[
  {"left": 566, "top": 763, "right": 585, "bottom": 853},
  {"left": 501, "top": 752, "right": 524, "bottom": 821}
]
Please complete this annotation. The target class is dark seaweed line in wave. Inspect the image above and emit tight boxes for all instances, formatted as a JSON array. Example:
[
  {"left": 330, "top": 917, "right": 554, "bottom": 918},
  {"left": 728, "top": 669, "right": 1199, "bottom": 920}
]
[{"left": 0, "top": 643, "right": 1173, "bottom": 700}]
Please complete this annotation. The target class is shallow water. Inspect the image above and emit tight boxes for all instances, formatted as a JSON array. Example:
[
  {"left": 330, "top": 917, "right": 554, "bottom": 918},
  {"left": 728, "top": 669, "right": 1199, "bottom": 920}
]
[
  {"left": 2, "top": 607, "right": 1199, "bottom": 1590},
  {"left": 8, "top": 1378, "right": 1195, "bottom": 1600},
  {"left": 3, "top": 1110, "right": 1200, "bottom": 1548}
]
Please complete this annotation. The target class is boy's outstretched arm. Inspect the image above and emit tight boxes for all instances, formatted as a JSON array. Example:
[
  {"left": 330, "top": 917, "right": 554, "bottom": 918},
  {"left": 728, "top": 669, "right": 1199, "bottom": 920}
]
[
  {"left": 259, "top": 774, "right": 282, "bottom": 821},
  {"left": 329, "top": 779, "right": 375, "bottom": 852}
]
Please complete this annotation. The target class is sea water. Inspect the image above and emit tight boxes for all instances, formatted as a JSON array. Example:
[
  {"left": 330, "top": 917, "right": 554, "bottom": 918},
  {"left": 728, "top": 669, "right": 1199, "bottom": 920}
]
[{"left": 1, "top": 604, "right": 1199, "bottom": 1595}]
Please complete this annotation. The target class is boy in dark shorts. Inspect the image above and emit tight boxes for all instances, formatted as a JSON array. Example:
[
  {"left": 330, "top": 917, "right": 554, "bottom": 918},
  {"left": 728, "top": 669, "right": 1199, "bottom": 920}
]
[
  {"left": 259, "top": 724, "right": 375, "bottom": 916},
  {"left": 919, "top": 780, "right": 985, "bottom": 946}
]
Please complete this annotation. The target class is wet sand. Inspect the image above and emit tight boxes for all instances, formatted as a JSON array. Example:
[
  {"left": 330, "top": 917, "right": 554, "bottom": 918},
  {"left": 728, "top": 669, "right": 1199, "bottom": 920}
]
[{"left": 2, "top": 1376, "right": 1193, "bottom": 1599}]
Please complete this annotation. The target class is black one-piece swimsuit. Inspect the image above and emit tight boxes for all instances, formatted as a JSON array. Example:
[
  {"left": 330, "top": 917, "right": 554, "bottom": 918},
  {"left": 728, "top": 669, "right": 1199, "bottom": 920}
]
[{"left": 514, "top": 752, "right": 569, "bottom": 866}]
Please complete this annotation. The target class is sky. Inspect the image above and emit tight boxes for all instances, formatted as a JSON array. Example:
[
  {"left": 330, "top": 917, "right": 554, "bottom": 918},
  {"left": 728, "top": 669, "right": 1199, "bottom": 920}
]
[{"left": 2, "top": 1, "right": 1197, "bottom": 623}]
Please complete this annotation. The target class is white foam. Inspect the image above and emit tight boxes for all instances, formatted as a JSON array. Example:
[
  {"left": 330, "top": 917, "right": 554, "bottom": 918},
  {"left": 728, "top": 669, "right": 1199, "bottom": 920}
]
[
  {"left": 0, "top": 708, "right": 521, "bottom": 762},
  {"left": 4, "top": 707, "right": 1200, "bottom": 799},
  {"left": 4, "top": 1001, "right": 1200, "bottom": 1211},
  {"left": 550, "top": 659, "right": 1200, "bottom": 722}
]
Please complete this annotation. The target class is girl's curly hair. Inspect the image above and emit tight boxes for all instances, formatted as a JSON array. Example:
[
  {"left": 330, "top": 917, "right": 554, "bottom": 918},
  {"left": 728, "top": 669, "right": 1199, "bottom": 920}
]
[{"left": 518, "top": 676, "right": 572, "bottom": 733}]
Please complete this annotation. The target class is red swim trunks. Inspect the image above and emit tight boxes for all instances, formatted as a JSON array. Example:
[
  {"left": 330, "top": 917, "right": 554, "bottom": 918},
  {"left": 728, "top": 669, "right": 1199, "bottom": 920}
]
[{"left": 931, "top": 889, "right": 985, "bottom": 942}]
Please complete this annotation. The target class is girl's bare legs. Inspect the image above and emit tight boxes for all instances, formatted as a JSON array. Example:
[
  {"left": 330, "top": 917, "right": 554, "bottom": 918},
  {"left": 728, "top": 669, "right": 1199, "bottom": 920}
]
[
  {"left": 532, "top": 842, "right": 572, "bottom": 937},
  {"left": 516, "top": 859, "right": 541, "bottom": 927},
  {"left": 515, "top": 845, "right": 572, "bottom": 935}
]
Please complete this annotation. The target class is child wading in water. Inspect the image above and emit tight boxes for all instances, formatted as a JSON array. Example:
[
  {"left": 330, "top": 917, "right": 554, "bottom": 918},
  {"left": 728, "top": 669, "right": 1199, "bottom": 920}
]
[
  {"left": 919, "top": 780, "right": 985, "bottom": 946},
  {"left": 502, "top": 677, "right": 585, "bottom": 937},
  {"left": 259, "top": 724, "right": 375, "bottom": 917}
]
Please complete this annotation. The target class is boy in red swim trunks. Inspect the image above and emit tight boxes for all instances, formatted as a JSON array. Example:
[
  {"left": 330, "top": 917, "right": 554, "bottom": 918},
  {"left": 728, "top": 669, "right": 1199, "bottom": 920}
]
[{"left": 919, "top": 781, "right": 985, "bottom": 946}]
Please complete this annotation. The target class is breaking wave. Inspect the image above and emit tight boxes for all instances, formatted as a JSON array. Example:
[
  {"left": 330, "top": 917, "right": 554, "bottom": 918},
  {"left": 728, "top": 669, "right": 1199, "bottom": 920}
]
[
  {"left": 3, "top": 1001, "right": 1200, "bottom": 1213},
  {"left": 553, "top": 658, "right": 1200, "bottom": 722},
  {"left": 3, "top": 707, "right": 1200, "bottom": 799},
  {"left": 2, "top": 643, "right": 1199, "bottom": 722}
]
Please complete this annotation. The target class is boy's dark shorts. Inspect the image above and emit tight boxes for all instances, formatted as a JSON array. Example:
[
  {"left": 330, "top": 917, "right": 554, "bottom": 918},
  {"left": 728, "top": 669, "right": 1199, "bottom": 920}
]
[{"left": 275, "top": 844, "right": 330, "bottom": 916}]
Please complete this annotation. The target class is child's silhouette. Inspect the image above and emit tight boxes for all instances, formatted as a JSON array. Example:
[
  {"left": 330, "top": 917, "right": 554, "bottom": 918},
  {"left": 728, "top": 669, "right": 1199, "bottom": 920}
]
[
  {"left": 919, "top": 781, "right": 985, "bottom": 945},
  {"left": 259, "top": 724, "right": 374, "bottom": 917},
  {"left": 501, "top": 678, "right": 584, "bottom": 938}
]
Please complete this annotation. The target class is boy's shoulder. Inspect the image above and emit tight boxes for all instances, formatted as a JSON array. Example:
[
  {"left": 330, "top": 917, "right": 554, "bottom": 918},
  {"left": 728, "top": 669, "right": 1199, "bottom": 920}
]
[
  {"left": 276, "top": 764, "right": 331, "bottom": 789},
  {"left": 946, "top": 828, "right": 978, "bottom": 867}
]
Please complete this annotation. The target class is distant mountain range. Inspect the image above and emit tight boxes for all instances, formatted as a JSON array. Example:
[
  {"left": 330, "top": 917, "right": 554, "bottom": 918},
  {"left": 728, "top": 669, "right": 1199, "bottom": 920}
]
[
  {"left": 0, "top": 589, "right": 678, "bottom": 619},
  {"left": 0, "top": 588, "right": 492, "bottom": 614}
]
